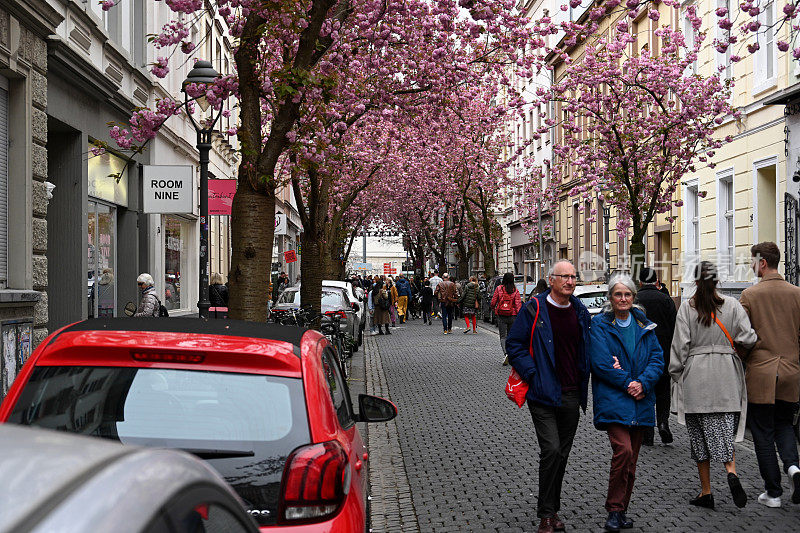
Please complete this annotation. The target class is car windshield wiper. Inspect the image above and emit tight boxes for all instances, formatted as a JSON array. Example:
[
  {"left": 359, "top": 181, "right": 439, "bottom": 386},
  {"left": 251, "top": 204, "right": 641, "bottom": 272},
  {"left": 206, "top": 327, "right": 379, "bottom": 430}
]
[{"left": 178, "top": 448, "right": 255, "bottom": 459}]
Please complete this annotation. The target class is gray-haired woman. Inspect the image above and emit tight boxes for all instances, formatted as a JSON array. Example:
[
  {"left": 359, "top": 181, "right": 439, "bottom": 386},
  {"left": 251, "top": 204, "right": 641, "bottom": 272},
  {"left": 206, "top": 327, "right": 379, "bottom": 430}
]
[
  {"left": 134, "top": 273, "right": 160, "bottom": 317},
  {"left": 589, "top": 273, "right": 664, "bottom": 532},
  {"left": 670, "top": 261, "right": 756, "bottom": 510}
]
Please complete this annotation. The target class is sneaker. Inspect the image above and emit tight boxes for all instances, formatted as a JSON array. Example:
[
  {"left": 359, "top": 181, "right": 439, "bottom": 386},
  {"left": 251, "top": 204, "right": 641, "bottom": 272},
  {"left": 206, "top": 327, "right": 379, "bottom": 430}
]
[
  {"left": 789, "top": 465, "right": 800, "bottom": 504},
  {"left": 463, "top": 329, "right": 470, "bottom": 334},
  {"left": 757, "top": 491, "right": 781, "bottom": 508}
]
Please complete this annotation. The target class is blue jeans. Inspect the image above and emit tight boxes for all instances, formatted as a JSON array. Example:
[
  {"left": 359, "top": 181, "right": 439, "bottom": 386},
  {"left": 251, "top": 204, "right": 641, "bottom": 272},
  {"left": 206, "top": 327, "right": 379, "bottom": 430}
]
[{"left": 441, "top": 304, "right": 454, "bottom": 331}]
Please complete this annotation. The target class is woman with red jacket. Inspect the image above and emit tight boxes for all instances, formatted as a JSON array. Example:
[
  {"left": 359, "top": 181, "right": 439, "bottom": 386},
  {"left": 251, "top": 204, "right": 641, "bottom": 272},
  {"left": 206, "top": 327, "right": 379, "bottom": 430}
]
[{"left": 491, "top": 272, "right": 522, "bottom": 365}]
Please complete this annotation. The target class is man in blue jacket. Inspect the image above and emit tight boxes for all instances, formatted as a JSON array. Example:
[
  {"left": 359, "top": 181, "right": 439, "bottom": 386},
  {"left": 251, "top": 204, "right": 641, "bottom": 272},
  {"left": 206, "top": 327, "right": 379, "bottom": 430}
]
[
  {"left": 395, "top": 274, "right": 412, "bottom": 324},
  {"left": 506, "top": 260, "right": 592, "bottom": 533}
]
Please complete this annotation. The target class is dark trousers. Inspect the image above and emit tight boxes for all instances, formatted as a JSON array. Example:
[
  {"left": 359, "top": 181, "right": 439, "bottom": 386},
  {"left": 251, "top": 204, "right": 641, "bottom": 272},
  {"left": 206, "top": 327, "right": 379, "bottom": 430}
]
[
  {"left": 441, "top": 304, "right": 454, "bottom": 331},
  {"left": 655, "top": 372, "right": 671, "bottom": 427},
  {"left": 606, "top": 424, "right": 644, "bottom": 512},
  {"left": 422, "top": 302, "right": 432, "bottom": 323},
  {"left": 497, "top": 315, "right": 515, "bottom": 355},
  {"left": 748, "top": 401, "right": 800, "bottom": 497},
  {"left": 528, "top": 391, "right": 581, "bottom": 518}
]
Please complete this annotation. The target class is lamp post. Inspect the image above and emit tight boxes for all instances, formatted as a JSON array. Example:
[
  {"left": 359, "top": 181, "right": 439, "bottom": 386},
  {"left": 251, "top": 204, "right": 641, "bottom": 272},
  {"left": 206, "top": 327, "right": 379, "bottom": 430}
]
[{"left": 182, "top": 60, "right": 223, "bottom": 319}]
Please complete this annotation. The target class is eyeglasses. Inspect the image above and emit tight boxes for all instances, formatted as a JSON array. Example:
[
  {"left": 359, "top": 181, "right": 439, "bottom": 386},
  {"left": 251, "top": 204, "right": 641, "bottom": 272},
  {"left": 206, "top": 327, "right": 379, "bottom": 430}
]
[{"left": 551, "top": 274, "right": 577, "bottom": 281}]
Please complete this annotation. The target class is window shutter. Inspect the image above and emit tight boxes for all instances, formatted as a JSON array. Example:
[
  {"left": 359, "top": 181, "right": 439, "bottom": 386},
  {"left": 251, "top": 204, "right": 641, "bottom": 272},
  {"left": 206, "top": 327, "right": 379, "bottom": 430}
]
[{"left": 0, "top": 87, "right": 8, "bottom": 287}]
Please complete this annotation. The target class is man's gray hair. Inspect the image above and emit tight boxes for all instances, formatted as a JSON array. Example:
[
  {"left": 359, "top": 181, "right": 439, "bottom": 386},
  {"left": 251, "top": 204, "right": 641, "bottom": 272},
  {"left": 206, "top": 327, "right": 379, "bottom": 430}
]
[
  {"left": 547, "top": 260, "right": 576, "bottom": 278},
  {"left": 442, "top": 273, "right": 450, "bottom": 279},
  {"left": 601, "top": 273, "right": 644, "bottom": 314}
]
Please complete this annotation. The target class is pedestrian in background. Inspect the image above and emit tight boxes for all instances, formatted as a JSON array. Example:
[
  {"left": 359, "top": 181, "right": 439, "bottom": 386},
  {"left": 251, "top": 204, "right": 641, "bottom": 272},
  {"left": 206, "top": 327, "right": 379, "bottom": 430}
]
[
  {"left": 459, "top": 276, "right": 481, "bottom": 333},
  {"left": 491, "top": 272, "right": 521, "bottom": 365},
  {"left": 670, "top": 261, "right": 754, "bottom": 510},
  {"left": 506, "top": 260, "right": 591, "bottom": 533},
  {"left": 635, "top": 267, "right": 677, "bottom": 446},
  {"left": 367, "top": 285, "right": 377, "bottom": 335},
  {"left": 590, "top": 274, "right": 664, "bottom": 532},
  {"left": 209, "top": 273, "right": 229, "bottom": 319},
  {"left": 429, "top": 271, "right": 443, "bottom": 318},
  {"left": 396, "top": 274, "right": 412, "bottom": 324},
  {"left": 739, "top": 242, "right": 800, "bottom": 507},
  {"left": 372, "top": 281, "right": 391, "bottom": 335},
  {"left": 134, "top": 273, "right": 160, "bottom": 317},
  {"left": 389, "top": 279, "right": 399, "bottom": 327},
  {"left": 420, "top": 279, "right": 434, "bottom": 325},
  {"left": 434, "top": 273, "right": 458, "bottom": 334}
]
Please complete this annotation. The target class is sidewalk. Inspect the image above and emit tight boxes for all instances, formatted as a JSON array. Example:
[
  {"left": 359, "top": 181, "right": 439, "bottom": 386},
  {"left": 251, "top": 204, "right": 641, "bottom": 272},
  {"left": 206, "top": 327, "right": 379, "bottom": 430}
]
[{"left": 362, "top": 319, "right": 800, "bottom": 532}]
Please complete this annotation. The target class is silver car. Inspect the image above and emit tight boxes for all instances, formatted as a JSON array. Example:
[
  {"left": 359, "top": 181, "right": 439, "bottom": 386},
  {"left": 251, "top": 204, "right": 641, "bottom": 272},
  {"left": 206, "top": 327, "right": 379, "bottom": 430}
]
[
  {"left": 0, "top": 424, "right": 258, "bottom": 533},
  {"left": 573, "top": 283, "right": 609, "bottom": 315},
  {"left": 273, "top": 286, "right": 360, "bottom": 347}
]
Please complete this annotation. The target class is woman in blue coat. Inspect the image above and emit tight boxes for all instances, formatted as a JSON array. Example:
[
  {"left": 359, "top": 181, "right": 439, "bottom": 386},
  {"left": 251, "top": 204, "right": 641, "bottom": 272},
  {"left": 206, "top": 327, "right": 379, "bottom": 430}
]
[{"left": 590, "top": 274, "right": 664, "bottom": 532}]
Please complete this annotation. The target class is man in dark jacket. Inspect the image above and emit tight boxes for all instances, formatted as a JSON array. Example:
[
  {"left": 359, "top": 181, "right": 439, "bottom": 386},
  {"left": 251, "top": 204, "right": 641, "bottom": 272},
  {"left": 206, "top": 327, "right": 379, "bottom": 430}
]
[
  {"left": 395, "top": 274, "right": 412, "bottom": 323},
  {"left": 506, "top": 260, "right": 592, "bottom": 533},
  {"left": 635, "top": 267, "right": 677, "bottom": 445}
]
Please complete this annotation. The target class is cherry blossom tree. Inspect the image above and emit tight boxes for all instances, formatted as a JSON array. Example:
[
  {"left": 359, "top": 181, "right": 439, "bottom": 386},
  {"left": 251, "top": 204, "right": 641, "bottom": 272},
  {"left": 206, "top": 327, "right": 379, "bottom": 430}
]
[
  {"left": 527, "top": 20, "right": 736, "bottom": 271},
  {"left": 103, "top": 0, "right": 537, "bottom": 320}
]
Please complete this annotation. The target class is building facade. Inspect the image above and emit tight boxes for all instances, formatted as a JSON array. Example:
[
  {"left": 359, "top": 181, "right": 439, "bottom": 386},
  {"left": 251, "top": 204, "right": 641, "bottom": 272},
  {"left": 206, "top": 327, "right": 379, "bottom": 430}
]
[
  {"left": 0, "top": 0, "right": 62, "bottom": 396},
  {"left": 45, "top": 0, "right": 238, "bottom": 332}
]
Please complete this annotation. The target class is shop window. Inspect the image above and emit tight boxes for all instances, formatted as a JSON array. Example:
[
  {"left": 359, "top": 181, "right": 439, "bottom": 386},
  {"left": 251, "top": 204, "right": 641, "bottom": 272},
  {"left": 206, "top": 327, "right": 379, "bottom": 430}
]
[
  {"left": 164, "top": 216, "right": 190, "bottom": 311},
  {"left": 87, "top": 202, "right": 116, "bottom": 318},
  {"left": 0, "top": 85, "right": 7, "bottom": 289}
]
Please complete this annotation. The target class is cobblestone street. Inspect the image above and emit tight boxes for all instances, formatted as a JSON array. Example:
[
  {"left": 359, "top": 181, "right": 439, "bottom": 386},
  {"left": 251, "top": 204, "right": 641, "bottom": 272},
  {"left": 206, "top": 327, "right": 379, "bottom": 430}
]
[{"left": 363, "top": 319, "right": 800, "bottom": 532}]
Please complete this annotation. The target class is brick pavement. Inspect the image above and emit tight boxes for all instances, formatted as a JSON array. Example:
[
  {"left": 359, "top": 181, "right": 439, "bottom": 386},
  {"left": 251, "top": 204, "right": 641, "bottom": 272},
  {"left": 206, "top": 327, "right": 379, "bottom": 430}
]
[{"left": 364, "top": 319, "right": 800, "bottom": 532}]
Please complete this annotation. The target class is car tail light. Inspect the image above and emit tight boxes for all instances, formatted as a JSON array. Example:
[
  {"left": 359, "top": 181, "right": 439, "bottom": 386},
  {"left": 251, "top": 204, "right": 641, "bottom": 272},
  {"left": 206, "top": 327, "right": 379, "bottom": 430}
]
[
  {"left": 131, "top": 351, "right": 204, "bottom": 364},
  {"left": 325, "top": 310, "right": 347, "bottom": 320},
  {"left": 278, "top": 440, "right": 350, "bottom": 523}
]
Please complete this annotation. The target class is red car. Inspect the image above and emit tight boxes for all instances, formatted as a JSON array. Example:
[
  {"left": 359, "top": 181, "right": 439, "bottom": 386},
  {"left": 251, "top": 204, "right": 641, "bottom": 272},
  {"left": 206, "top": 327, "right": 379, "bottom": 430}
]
[{"left": 0, "top": 318, "right": 397, "bottom": 531}]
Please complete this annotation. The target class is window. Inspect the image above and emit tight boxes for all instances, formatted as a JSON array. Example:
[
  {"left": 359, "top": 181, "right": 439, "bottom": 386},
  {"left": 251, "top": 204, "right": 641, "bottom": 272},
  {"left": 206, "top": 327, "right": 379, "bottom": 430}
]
[
  {"left": 683, "top": 6, "right": 697, "bottom": 75},
  {"left": 754, "top": 160, "right": 777, "bottom": 243},
  {"left": 685, "top": 182, "right": 700, "bottom": 260},
  {"left": 10, "top": 366, "right": 310, "bottom": 528},
  {"left": 716, "top": 0, "right": 732, "bottom": 80},
  {"left": 164, "top": 216, "right": 190, "bottom": 311},
  {"left": 321, "top": 348, "right": 353, "bottom": 428},
  {"left": 755, "top": 1, "right": 776, "bottom": 91},
  {"left": 717, "top": 172, "right": 734, "bottom": 277},
  {"left": 572, "top": 203, "right": 579, "bottom": 263},
  {"left": 0, "top": 83, "right": 7, "bottom": 289}
]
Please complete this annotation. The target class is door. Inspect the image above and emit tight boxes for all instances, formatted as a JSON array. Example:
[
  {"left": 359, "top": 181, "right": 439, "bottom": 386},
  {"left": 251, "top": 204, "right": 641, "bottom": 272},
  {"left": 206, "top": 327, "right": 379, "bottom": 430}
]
[
  {"left": 87, "top": 201, "right": 116, "bottom": 318},
  {"left": 655, "top": 230, "right": 672, "bottom": 294}
]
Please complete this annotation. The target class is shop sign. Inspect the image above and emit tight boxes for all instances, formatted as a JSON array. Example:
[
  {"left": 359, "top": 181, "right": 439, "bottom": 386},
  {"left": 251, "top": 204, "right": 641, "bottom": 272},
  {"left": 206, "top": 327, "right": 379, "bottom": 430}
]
[
  {"left": 142, "top": 165, "right": 194, "bottom": 214},
  {"left": 284, "top": 250, "right": 297, "bottom": 263},
  {"left": 275, "top": 213, "right": 287, "bottom": 235},
  {"left": 209, "top": 179, "right": 237, "bottom": 215},
  {"left": 354, "top": 262, "right": 372, "bottom": 271}
]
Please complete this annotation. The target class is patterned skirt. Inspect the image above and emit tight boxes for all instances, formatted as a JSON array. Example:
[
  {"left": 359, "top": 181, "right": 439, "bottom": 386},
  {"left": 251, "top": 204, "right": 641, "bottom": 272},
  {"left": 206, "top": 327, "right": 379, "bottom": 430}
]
[{"left": 685, "top": 412, "right": 738, "bottom": 463}]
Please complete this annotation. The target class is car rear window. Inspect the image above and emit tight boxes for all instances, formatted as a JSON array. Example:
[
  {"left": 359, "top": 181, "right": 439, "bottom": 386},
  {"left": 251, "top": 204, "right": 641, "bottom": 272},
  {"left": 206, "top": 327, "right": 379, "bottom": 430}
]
[{"left": 8, "top": 366, "right": 310, "bottom": 527}]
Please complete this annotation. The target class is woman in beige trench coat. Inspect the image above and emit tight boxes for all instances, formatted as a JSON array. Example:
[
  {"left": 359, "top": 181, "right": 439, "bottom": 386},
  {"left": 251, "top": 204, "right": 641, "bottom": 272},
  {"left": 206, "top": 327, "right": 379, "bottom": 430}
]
[{"left": 670, "top": 261, "right": 757, "bottom": 510}]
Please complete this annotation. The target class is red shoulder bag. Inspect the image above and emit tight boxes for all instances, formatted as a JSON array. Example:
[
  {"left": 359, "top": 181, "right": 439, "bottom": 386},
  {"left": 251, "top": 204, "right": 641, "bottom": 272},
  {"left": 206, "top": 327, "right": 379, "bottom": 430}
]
[{"left": 504, "top": 298, "right": 540, "bottom": 408}]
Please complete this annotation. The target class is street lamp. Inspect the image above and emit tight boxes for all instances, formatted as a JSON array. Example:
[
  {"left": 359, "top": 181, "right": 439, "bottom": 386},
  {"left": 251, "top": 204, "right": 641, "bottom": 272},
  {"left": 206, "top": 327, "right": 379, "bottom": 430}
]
[{"left": 182, "top": 60, "right": 223, "bottom": 319}]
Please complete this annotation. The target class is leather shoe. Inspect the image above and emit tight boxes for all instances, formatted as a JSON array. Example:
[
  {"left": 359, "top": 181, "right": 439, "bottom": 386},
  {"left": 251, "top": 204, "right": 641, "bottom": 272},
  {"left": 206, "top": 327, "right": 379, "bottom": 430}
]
[
  {"left": 618, "top": 511, "right": 633, "bottom": 529},
  {"left": 658, "top": 422, "right": 674, "bottom": 444},
  {"left": 689, "top": 493, "right": 715, "bottom": 509},
  {"left": 604, "top": 511, "right": 622, "bottom": 532},
  {"left": 552, "top": 514, "right": 565, "bottom": 531},
  {"left": 537, "top": 517, "right": 556, "bottom": 533}
]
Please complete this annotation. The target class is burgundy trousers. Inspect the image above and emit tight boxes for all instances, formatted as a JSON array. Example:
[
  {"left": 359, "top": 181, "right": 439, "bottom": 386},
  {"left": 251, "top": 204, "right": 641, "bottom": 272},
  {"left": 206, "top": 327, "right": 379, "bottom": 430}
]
[{"left": 605, "top": 424, "right": 644, "bottom": 512}]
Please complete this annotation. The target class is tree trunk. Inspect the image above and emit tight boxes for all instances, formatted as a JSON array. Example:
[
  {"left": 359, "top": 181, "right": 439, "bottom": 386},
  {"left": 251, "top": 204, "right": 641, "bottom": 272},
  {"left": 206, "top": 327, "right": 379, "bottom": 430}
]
[
  {"left": 456, "top": 241, "right": 471, "bottom": 279},
  {"left": 629, "top": 233, "right": 646, "bottom": 280},
  {"left": 481, "top": 215, "right": 497, "bottom": 279},
  {"left": 300, "top": 229, "right": 324, "bottom": 324},
  {"left": 228, "top": 183, "right": 274, "bottom": 321}
]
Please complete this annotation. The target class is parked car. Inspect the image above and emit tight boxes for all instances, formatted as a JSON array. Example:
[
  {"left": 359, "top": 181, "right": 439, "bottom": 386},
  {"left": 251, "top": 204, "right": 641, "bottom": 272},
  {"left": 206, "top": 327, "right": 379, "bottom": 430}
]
[
  {"left": 274, "top": 286, "right": 360, "bottom": 351},
  {"left": 0, "top": 423, "right": 258, "bottom": 533},
  {"left": 324, "top": 280, "right": 366, "bottom": 342},
  {"left": 573, "top": 283, "right": 609, "bottom": 315},
  {"left": 0, "top": 318, "right": 397, "bottom": 531}
]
